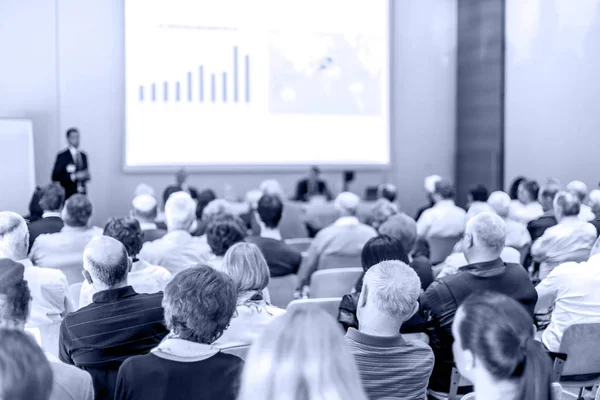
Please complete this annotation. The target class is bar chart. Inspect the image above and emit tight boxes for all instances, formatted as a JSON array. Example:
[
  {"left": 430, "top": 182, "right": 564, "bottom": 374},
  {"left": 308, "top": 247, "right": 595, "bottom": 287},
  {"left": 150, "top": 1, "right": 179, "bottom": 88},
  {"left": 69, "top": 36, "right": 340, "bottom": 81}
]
[{"left": 137, "top": 46, "right": 250, "bottom": 105}]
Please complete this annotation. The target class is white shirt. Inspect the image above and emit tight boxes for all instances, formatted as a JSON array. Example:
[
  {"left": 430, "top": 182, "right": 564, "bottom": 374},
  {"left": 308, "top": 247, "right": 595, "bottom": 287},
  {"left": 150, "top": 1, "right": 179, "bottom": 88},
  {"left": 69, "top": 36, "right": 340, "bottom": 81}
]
[
  {"left": 536, "top": 254, "right": 600, "bottom": 352},
  {"left": 579, "top": 204, "right": 595, "bottom": 222},
  {"left": 138, "top": 230, "right": 211, "bottom": 275},
  {"left": 465, "top": 201, "right": 495, "bottom": 222},
  {"left": 416, "top": 200, "right": 466, "bottom": 239},
  {"left": 504, "top": 219, "right": 532, "bottom": 249},
  {"left": 68, "top": 146, "right": 78, "bottom": 161},
  {"left": 508, "top": 200, "right": 544, "bottom": 224}
]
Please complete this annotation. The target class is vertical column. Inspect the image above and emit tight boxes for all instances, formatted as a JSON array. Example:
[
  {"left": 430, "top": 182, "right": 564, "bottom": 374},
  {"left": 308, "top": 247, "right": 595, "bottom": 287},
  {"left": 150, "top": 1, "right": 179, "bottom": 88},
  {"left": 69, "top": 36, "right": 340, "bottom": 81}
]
[
  {"left": 176, "top": 81, "right": 180, "bottom": 102},
  {"left": 233, "top": 46, "right": 238, "bottom": 102},
  {"left": 199, "top": 66, "right": 204, "bottom": 102},
  {"left": 222, "top": 72, "right": 227, "bottom": 102},
  {"left": 245, "top": 54, "right": 250, "bottom": 103},
  {"left": 163, "top": 81, "right": 168, "bottom": 102},
  {"left": 187, "top": 71, "right": 192, "bottom": 102},
  {"left": 139, "top": 86, "right": 144, "bottom": 102},
  {"left": 151, "top": 83, "right": 156, "bottom": 102},
  {"left": 211, "top": 73, "right": 216, "bottom": 103}
]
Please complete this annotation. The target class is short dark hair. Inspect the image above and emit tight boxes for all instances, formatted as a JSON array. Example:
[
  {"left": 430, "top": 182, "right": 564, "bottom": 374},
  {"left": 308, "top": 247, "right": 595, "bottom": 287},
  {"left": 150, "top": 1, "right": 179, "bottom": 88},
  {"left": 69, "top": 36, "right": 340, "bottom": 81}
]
[
  {"left": 103, "top": 217, "right": 143, "bottom": 258},
  {"left": 521, "top": 180, "right": 540, "bottom": 201},
  {"left": 163, "top": 266, "right": 237, "bottom": 344},
  {"left": 38, "top": 183, "right": 65, "bottom": 212},
  {"left": 434, "top": 180, "right": 455, "bottom": 199},
  {"left": 196, "top": 189, "right": 217, "bottom": 219},
  {"left": 361, "top": 235, "right": 409, "bottom": 272},
  {"left": 63, "top": 194, "right": 92, "bottom": 227},
  {"left": 509, "top": 177, "right": 527, "bottom": 200},
  {"left": 206, "top": 215, "right": 247, "bottom": 256},
  {"left": 0, "top": 280, "right": 31, "bottom": 325},
  {"left": 65, "top": 127, "right": 79, "bottom": 139},
  {"left": 469, "top": 184, "right": 489, "bottom": 202},
  {"left": 257, "top": 194, "right": 283, "bottom": 229}
]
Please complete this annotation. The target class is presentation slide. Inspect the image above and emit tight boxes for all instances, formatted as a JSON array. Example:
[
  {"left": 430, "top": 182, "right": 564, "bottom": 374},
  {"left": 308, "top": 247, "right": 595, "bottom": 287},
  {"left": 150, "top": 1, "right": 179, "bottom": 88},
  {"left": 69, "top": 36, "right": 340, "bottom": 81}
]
[{"left": 124, "top": 0, "right": 390, "bottom": 169}]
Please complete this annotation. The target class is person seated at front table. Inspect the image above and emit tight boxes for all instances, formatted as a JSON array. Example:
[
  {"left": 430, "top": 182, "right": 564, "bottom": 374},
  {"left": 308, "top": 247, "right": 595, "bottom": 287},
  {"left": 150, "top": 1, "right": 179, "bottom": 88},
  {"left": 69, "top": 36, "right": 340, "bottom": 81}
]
[{"left": 295, "top": 166, "right": 332, "bottom": 202}]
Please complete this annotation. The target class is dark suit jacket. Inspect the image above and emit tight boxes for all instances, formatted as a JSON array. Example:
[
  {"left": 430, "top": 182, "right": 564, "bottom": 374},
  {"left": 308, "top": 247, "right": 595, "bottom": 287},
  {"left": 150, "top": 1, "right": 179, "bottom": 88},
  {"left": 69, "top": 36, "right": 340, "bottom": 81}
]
[
  {"left": 295, "top": 179, "right": 331, "bottom": 202},
  {"left": 28, "top": 216, "right": 64, "bottom": 251},
  {"left": 52, "top": 149, "right": 89, "bottom": 199}
]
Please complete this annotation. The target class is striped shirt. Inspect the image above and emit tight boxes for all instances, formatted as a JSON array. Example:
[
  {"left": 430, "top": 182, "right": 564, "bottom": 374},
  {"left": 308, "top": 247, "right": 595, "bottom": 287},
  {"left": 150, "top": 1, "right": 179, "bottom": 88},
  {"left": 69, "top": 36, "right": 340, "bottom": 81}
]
[
  {"left": 345, "top": 328, "right": 434, "bottom": 400},
  {"left": 59, "top": 286, "right": 168, "bottom": 400}
]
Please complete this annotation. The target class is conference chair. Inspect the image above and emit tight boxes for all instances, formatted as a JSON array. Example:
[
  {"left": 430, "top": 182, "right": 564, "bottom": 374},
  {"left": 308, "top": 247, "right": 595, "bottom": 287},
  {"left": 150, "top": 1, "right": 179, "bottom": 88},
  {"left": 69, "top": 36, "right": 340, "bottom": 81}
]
[
  {"left": 309, "top": 268, "right": 363, "bottom": 298},
  {"left": 319, "top": 253, "right": 363, "bottom": 270},
  {"left": 286, "top": 298, "right": 342, "bottom": 320},
  {"left": 221, "top": 345, "right": 251, "bottom": 361},
  {"left": 284, "top": 238, "right": 313, "bottom": 255},
  {"left": 551, "top": 323, "right": 600, "bottom": 399},
  {"left": 267, "top": 274, "right": 298, "bottom": 308},
  {"left": 428, "top": 235, "right": 462, "bottom": 265},
  {"left": 69, "top": 282, "right": 83, "bottom": 310},
  {"left": 448, "top": 367, "right": 473, "bottom": 400}
]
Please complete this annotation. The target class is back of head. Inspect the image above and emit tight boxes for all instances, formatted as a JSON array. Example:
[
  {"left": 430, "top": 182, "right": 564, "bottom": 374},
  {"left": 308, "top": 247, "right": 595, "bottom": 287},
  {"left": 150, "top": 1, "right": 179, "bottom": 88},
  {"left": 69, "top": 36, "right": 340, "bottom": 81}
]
[
  {"left": 370, "top": 198, "right": 399, "bottom": 229},
  {"left": 378, "top": 213, "right": 417, "bottom": 252},
  {"left": 134, "top": 183, "right": 155, "bottom": 198},
  {"left": 464, "top": 212, "right": 506, "bottom": 259},
  {"left": 0, "top": 328, "right": 53, "bottom": 400},
  {"left": 195, "top": 189, "right": 217, "bottom": 219},
  {"left": 454, "top": 292, "right": 552, "bottom": 400},
  {"left": 164, "top": 191, "right": 196, "bottom": 231},
  {"left": 104, "top": 217, "right": 143, "bottom": 258},
  {"left": 334, "top": 192, "right": 360, "bottom": 216},
  {"left": 519, "top": 180, "right": 540, "bottom": 204},
  {"left": 554, "top": 190, "right": 580, "bottom": 220},
  {"left": 132, "top": 194, "right": 158, "bottom": 221},
  {"left": 257, "top": 194, "right": 283, "bottom": 229},
  {"left": 538, "top": 182, "right": 562, "bottom": 210},
  {"left": 39, "top": 182, "right": 65, "bottom": 212},
  {"left": 222, "top": 242, "right": 270, "bottom": 294},
  {"left": 202, "top": 198, "right": 234, "bottom": 223},
  {"left": 63, "top": 194, "right": 92, "bottom": 227},
  {"left": 434, "top": 180, "right": 455, "bottom": 200},
  {"left": 206, "top": 214, "right": 247, "bottom": 256},
  {"left": 0, "top": 258, "right": 30, "bottom": 326},
  {"left": 83, "top": 236, "right": 130, "bottom": 288},
  {"left": 378, "top": 183, "right": 397, "bottom": 202},
  {"left": 468, "top": 184, "right": 489, "bottom": 203},
  {"left": 487, "top": 191, "right": 511, "bottom": 218},
  {"left": 238, "top": 308, "right": 368, "bottom": 400},
  {"left": 424, "top": 175, "right": 442, "bottom": 194},
  {"left": 0, "top": 212, "right": 28, "bottom": 260},
  {"left": 589, "top": 189, "right": 600, "bottom": 215},
  {"left": 163, "top": 265, "right": 237, "bottom": 344},
  {"left": 361, "top": 235, "right": 409, "bottom": 271},
  {"left": 260, "top": 179, "right": 285, "bottom": 199},
  {"left": 566, "top": 180, "right": 588, "bottom": 202}
]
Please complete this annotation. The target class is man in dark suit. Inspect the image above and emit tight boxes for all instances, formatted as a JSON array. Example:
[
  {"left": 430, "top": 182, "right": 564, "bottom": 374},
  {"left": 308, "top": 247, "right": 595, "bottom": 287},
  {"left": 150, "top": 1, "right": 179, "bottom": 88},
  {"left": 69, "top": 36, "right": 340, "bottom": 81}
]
[
  {"left": 51, "top": 128, "right": 90, "bottom": 199},
  {"left": 27, "top": 182, "right": 65, "bottom": 251},
  {"left": 295, "top": 166, "right": 331, "bottom": 202}
]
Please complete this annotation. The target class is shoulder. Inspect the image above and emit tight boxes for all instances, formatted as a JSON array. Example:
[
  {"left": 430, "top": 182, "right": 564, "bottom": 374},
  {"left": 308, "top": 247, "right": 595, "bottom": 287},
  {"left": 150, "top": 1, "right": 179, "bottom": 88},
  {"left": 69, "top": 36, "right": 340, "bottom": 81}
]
[
  {"left": 404, "top": 337, "right": 434, "bottom": 353},
  {"left": 56, "top": 149, "right": 69, "bottom": 158},
  {"left": 266, "top": 304, "right": 286, "bottom": 316},
  {"left": 25, "top": 266, "right": 68, "bottom": 283}
]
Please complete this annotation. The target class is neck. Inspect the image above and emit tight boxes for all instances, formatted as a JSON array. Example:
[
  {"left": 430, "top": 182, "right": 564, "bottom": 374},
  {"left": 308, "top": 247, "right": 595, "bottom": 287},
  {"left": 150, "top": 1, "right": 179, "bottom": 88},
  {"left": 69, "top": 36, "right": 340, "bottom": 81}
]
[
  {"left": 358, "top": 313, "right": 402, "bottom": 337},
  {"left": 167, "top": 226, "right": 189, "bottom": 233},
  {"left": 94, "top": 280, "right": 128, "bottom": 292},
  {"left": 0, "top": 320, "right": 26, "bottom": 330},
  {"left": 260, "top": 227, "right": 281, "bottom": 240},
  {"left": 465, "top": 252, "right": 499, "bottom": 265},
  {"left": 474, "top": 369, "right": 517, "bottom": 400}
]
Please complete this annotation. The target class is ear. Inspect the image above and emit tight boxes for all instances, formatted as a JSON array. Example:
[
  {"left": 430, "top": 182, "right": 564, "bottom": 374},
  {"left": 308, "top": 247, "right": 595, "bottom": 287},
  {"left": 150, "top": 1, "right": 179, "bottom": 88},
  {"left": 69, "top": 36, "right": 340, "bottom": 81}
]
[
  {"left": 24, "top": 232, "right": 30, "bottom": 254},
  {"left": 127, "top": 257, "right": 133, "bottom": 273},
  {"left": 359, "top": 285, "right": 368, "bottom": 309},
  {"left": 82, "top": 270, "right": 93, "bottom": 285},
  {"left": 464, "top": 349, "right": 476, "bottom": 372},
  {"left": 463, "top": 233, "right": 474, "bottom": 250}
]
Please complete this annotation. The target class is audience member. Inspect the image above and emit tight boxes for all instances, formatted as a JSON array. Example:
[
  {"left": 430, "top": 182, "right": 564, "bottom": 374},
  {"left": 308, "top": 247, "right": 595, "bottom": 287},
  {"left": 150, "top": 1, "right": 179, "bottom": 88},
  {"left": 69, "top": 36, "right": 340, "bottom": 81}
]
[
  {"left": 465, "top": 184, "right": 494, "bottom": 221},
  {"left": 216, "top": 243, "right": 285, "bottom": 347},
  {"left": 163, "top": 168, "right": 198, "bottom": 200},
  {"left": 531, "top": 190, "right": 597, "bottom": 279},
  {"left": 508, "top": 176, "right": 527, "bottom": 200},
  {"left": 259, "top": 179, "right": 309, "bottom": 238},
  {"left": 0, "top": 258, "right": 94, "bottom": 400},
  {"left": 133, "top": 183, "right": 155, "bottom": 198},
  {"left": 139, "top": 191, "right": 210, "bottom": 274},
  {"left": 416, "top": 180, "right": 466, "bottom": 240},
  {"left": 508, "top": 179, "right": 543, "bottom": 224},
  {"left": 237, "top": 308, "right": 368, "bottom": 400},
  {"left": 28, "top": 182, "right": 65, "bottom": 249},
  {"left": 205, "top": 214, "right": 247, "bottom": 270},
  {"left": 29, "top": 194, "right": 101, "bottom": 285},
  {"left": 368, "top": 197, "right": 399, "bottom": 229},
  {"left": 59, "top": 236, "right": 168, "bottom": 399},
  {"left": 346, "top": 261, "right": 434, "bottom": 400},
  {"left": 114, "top": 266, "right": 243, "bottom": 400},
  {"left": 79, "top": 217, "right": 171, "bottom": 307},
  {"left": 422, "top": 212, "right": 537, "bottom": 395},
  {"left": 202, "top": 198, "right": 235, "bottom": 222},
  {"left": 295, "top": 165, "right": 332, "bottom": 202},
  {"left": 535, "top": 236, "right": 600, "bottom": 352},
  {"left": 487, "top": 191, "right": 532, "bottom": 249},
  {"left": 453, "top": 292, "right": 553, "bottom": 400},
  {"left": 415, "top": 175, "right": 441, "bottom": 221},
  {"left": 131, "top": 194, "right": 166, "bottom": 243},
  {"left": 527, "top": 182, "right": 561, "bottom": 242},
  {"left": 194, "top": 188, "right": 218, "bottom": 234},
  {"left": 246, "top": 194, "right": 302, "bottom": 277},
  {"left": 28, "top": 185, "right": 44, "bottom": 222},
  {"left": 589, "top": 189, "right": 600, "bottom": 235},
  {"left": 239, "top": 188, "right": 263, "bottom": 231},
  {"left": 378, "top": 183, "right": 398, "bottom": 203},
  {"left": 297, "top": 192, "right": 377, "bottom": 289},
  {"left": 567, "top": 180, "right": 595, "bottom": 222}
]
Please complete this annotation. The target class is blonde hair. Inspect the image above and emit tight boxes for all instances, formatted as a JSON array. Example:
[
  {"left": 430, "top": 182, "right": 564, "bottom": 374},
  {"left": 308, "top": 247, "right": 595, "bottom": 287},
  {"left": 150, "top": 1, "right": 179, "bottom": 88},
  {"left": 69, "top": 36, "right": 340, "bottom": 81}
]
[
  {"left": 221, "top": 242, "right": 270, "bottom": 294},
  {"left": 237, "top": 308, "right": 368, "bottom": 400}
]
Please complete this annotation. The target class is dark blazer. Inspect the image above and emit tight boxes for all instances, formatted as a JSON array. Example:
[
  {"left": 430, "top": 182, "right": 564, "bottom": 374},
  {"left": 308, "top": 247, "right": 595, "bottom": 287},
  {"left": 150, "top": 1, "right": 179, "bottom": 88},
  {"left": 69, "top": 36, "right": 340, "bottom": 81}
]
[
  {"left": 28, "top": 216, "right": 64, "bottom": 251},
  {"left": 295, "top": 179, "right": 331, "bottom": 202},
  {"left": 52, "top": 149, "right": 89, "bottom": 199}
]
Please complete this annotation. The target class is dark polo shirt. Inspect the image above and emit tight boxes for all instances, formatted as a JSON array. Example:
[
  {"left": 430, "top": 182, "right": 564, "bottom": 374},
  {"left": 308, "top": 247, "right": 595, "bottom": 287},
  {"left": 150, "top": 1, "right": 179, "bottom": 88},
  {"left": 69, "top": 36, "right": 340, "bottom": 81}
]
[{"left": 59, "top": 286, "right": 168, "bottom": 400}]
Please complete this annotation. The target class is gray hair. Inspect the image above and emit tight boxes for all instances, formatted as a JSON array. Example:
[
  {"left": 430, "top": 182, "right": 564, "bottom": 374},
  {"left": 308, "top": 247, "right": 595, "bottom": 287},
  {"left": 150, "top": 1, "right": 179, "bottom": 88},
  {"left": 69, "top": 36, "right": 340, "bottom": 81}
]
[
  {"left": 221, "top": 242, "right": 270, "bottom": 294},
  {"left": 202, "top": 198, "right": 234, "bottom": 222},
  {"left": 165, "top": 191, "right": 196, "bottom": 230},
  {"left": 487, "top": 191, "right": 511, "bottom": 218},
  {"left": 334, "top": 192, "right": 360, "bottom": 215},
  {"left": 590, "top": 190, "right": 600, "bottom": 215},
  {"left": 83, "top": 236, "right": 129, "bottom": 287},
  {"left": 554, "top": 190, "right": 580, "bottom": 217},
  {"left": 378, "top": 213, "right": 417, "bottom": 252},
  {"left": 566, "top": 181, "right": 588, "bottom": 202},
  {"left": 467, "top": 212, "right": 506, "bottom": 254},
  {"left": 0, "top": 212, "right": 28, "bottom": 259},
  {"left": 363, "top": 260, "right": 421, "bottom": 318}
]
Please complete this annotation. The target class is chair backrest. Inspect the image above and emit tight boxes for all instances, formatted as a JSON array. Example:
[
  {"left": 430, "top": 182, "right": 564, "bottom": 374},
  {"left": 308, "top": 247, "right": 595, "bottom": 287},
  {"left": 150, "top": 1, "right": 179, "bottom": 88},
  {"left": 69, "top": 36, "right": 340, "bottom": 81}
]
[
  {"left": 284, "top": 238, "right": 313, "bottom": 254},
  {"left": 309, "top": 268, "right": 363, "bottom": 298},
  {"left": 221, "top": 345, "right": 251, "bottom": 361},
  {"left": 552, "top": 382, "right": 563, "bottom": 400},
  {"left": 557, "top": 323, "right": 600, "bottom": 377},
  {"left": 69, "top": 282, "right": 83, "bottom": 310},
  {"left": 460, "top": 393, "right": 475, "bottom": 400},
  {"left": 428, "top": 235, "right": 462, "bottom": 265},
  {"left": 267, "top": 274, "right": 298, "bottom": 309},
  {"left": 449, "top": 367, "right": 473, "bottom": 400},
  {"left": 286, "top": 298, "right": 342, "bottom": 320},
  {"left": 319, "top": 253, "right": 363, "bottom": 270}
]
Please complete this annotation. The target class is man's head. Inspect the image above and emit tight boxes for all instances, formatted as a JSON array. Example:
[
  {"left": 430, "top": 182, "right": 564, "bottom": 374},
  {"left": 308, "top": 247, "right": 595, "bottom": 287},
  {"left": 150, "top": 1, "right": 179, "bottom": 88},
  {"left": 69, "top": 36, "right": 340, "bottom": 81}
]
[
  {"left": 38, "top": 183, "right": 65, "bottom": 213},
  {"left": 538, "top": 182, "right": 562, "bottom": 212},
  {"left": 0, "top": 259, "right": 30, "bottom": 329},
  {"left": 66, "top": 127, "right": 80, "bottom": 148},
  {"left": 196, "top": 189, "right": 217, "bottom": 219},
  {"left": 309, "top": 166, "right": 321, "bottom": 181},
  {"left": 83, "top": 236, "right": 131, "bottom": 291},
  {"left": 256, "top": 194, "right": 283, "bottom": 231},
  {"left": 589, "top": 190, "right": 600, "bottom": 216},
  {"left": 131, "top": 194, "right": 158, "bottom": 222},
  {"left": 517, "top": 180, "right": 539, "bottom": 204},
  {"left": 553, "top": 191, "right": 581, "bottom": 221},
  {"left": 378, "top": 213, "right": 418, "bottom": 253},
  {"left": 462, "top": 212, "right": 506, "bottom": 263},
  {"left": 566, "top": 181, "right": 588, "bottom": 204},
  {"left": 164, "top": 191, "right": 196, "bottom": 231},
  {"left": 467, "top": 184, "right": 489, "bottom": 206},
  {"left": 175, "top": 168, "right": 189, "bottom": 187},
  {"left": 432, "top": 180, "right": 455, "bottom": 203},
  {"left": 104, "top": 217, "right": 144, "bottom": 259},
  {"left": 334, "top": 192, "right": 360, "bottom": 217},
  {"left": 62, "top": 194, "right": 92, "bottom": 227},
  {"left": 0, "top": 212, "right": 29, "bottom": 260},
  {"left": 260, "top": 179, "right": 285, "bottom": 199},
  {"left": 206, "top": 215, "right": 247, "bottom": 257},
  {"left": 487, "top": 191, "right": 511, "bottom": 218},
  {"left": 357, "top": 261, "right": 421, "bottom": 329},
  {"left": 378, "top": 183, "right": 397, "bottom": 203}
]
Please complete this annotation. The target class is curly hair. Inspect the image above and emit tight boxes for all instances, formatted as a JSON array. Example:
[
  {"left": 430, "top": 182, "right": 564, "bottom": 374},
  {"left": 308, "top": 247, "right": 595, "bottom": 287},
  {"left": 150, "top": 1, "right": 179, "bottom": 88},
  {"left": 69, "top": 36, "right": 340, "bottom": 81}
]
[
  {"left": 206, "top": 214, "right": 247, "bottom": 256},
  {"left": 163, "top": 266, "right": 237, "bottom": 344},
  {"left": 103, "top": 217, "right": 143, "bottom": 257},
  {"left": 63, "top": 194, "right": 92, "bottom": 227},
  {"left": 0, "top": 280, "right": 31, "bottom": 325},
  {"left": 38, "top": 183, "right": 65, "bottom": 212}
]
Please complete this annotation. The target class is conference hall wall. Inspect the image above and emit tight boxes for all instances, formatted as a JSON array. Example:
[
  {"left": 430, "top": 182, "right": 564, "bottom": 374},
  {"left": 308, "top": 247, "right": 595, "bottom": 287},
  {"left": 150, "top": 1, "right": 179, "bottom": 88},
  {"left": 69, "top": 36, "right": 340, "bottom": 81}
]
[{"left": 0, "top": 0, "right": 457, "bottom": 225}]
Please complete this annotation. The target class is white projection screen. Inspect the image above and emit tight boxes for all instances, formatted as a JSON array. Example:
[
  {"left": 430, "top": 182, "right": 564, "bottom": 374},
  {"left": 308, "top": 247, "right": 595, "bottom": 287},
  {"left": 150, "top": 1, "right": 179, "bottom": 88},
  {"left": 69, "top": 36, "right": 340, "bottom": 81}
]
[{"left": 124, "top": 0, "right": 390, "bottom": 170}]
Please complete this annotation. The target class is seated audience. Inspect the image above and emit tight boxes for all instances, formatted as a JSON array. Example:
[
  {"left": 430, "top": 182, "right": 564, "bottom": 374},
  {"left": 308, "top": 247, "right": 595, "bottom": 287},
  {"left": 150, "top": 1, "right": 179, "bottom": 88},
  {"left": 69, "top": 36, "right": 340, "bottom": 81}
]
[
  {"left": 508, "top": 179, "right": 544, "bottom": 224},
  {"left": 527, "top": 182, "right": 560, "bottom": 242},
  {"left": 205, "top": 214, "right": 247, "bottom": 270},
  {"left": 367, "top": 197, "right": 399, "bottom": 229},
  {"left": 346, "top": 261, "right": 434, "bottom": 400},
  {"left": 246, "top": 194, "right": 302, "bottom": 277},
  {"left": 567, "top": 180, "right": 595, "bottom": 222},
  {"left": 531, "top": 190, "right": 597, "bottom": 279},
  {"left": 28, "top": 185, "right": 45, "bottom": 223},
  {"left": 28, "top": 182, "right": 65, "bottom": 250},
  {"left": 297, "top": 192, "right": 377, "bottom": 289},
  {"left": 535, "top": 236, "right": 600, "bottom": 352},
  {"left": 487, "top": 191, "right": 532, "bottom": 249},
  {"left": 114, "top": 266, "right": 243, "bottom": 400},
  {"left": 0, "top": 258, "right": 94, "bottom": 400},
  {"left": 164, "top": 168, "right": 198, "bottom": 199},
  {"left": 378, "top": 183, "right": 398, "bottom": 203},
  {"left": 239, "top": 188, "right": 262, "bottom": 231},
  {"left": 237, "top": 308, "right": 368, "bottom": 400},
  {"left": 258, "top": 179, "right": 309, "bottom": 239},
  {"left": 465, "top": 184, "right": 494, "bottom": 221},
  {"left": 79, "top": 217, "right": 172, "bottom": 307},
  {"left": 422, "top": 212, "right": 537, "bottom": 395},
  {"left": 508, "top": 176, "right": 527, "bottom": 200},
  {"left": 193, "top": 188, "right": 218, "bottom": 235},
  {"left": 415, "top": 175, "right": 441, "bottom": 221},
  {"left": 295, "top": 165, "right": 332, "bottom": 202},
  {"left": 131, "top": 193, "right": 166, "bottom": 243},
  {"left": 453, "top": 292, "right": 553, "bottom": 400},
  {"left": 59, "top": 236, "right": 168, "bottom": 400},
  {"left": 30, "top": 194, "right": 102, "bottom": 284},
  {"left": 139, "top": 191, "right": 211, "bottom": 274},
  {"left": 589, "top": 189, "right": 600, "bottom": 235},
  {"left": 215, "top": 243, "right": 285, "bottom": 347},
  {"left": 416, "top": 179, "right": 466, "bottom": 240}
]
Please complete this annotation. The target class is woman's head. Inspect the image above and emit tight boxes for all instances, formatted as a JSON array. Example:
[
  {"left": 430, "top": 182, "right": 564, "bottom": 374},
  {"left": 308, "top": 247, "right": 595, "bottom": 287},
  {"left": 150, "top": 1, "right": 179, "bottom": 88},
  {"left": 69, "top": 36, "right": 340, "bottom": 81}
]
[
  {"left": 237, "top": 308, "right": 368, "bottom": 400},
  {"left": 361, "top": 235, "right": 409, "bottom": 272},
  {"left": 452, "top": 292, "right": 552, "bottom": 400},
  {"left": 103, "top": 217, "right": 143, "bottom": 258},
  {"left": 221, "top": 242, "right": 270, "bottom": 295},
  {"left": 517, "top": 180, "right": 540, "bottom": 204},
  {"left": 163, "top": 265, "right": 237, "bottom": 344}
]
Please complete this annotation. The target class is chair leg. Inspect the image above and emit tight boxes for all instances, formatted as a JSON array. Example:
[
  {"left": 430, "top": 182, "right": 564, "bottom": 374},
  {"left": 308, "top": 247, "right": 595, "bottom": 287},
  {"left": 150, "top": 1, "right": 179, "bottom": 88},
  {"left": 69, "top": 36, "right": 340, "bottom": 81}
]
[{"left": 578, "top": 386, "right": 584, "bottom": 400}]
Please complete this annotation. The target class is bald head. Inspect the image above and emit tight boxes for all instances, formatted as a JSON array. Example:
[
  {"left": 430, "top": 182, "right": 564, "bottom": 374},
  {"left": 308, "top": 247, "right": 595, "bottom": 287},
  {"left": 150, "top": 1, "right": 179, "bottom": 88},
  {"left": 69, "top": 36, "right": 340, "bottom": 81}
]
[
  {"left": 567, "top": 181, "right": 588, "bottom": 203},
  {"left": 84, "top": 236, "right": 130, "bottom": 287},
  {"left": 165, "top": 191, "right": 196, "bottom": 231},
  {"left": 464, "top": 212, "right": 506, "bottom": 259},
  {"left": 487, "top": 191, "right": 511, "bottom": 218},
  {"left": 335, "top": 192, "right": 360, "bottom": 216}
]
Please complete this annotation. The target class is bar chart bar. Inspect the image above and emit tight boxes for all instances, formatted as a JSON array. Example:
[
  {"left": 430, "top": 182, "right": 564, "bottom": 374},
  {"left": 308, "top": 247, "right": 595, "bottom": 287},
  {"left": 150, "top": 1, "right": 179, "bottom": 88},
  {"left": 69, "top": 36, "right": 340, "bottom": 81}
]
[
  {"left": 163, "top": 81, "right": 168, "bottom": 102},
  {"left": 233, "top": 46, "right": 238, "bottom": 102},
  {"left": 139, "top": 86, "right": 144, "bottom": 102},
  {"left": 187, "top": 71, "right": 192, "bottom": 102},
  {"left": 244, "top": 54, "right": 250, "bottom": 103},
  {"left": 199, "top": 66, "right": 204, "bottom": 102},
  {"left": 211, "top": 73, "right": 216, "bottom": 103},
  {"left": 176, "top": 82, "right": 180, "bottom": 102},
  {"left": 151, "top": 83, "right": 156, "bottom": 102},
  {"left": 222, "top": 72, "right": 227, "bottom": 102}
]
